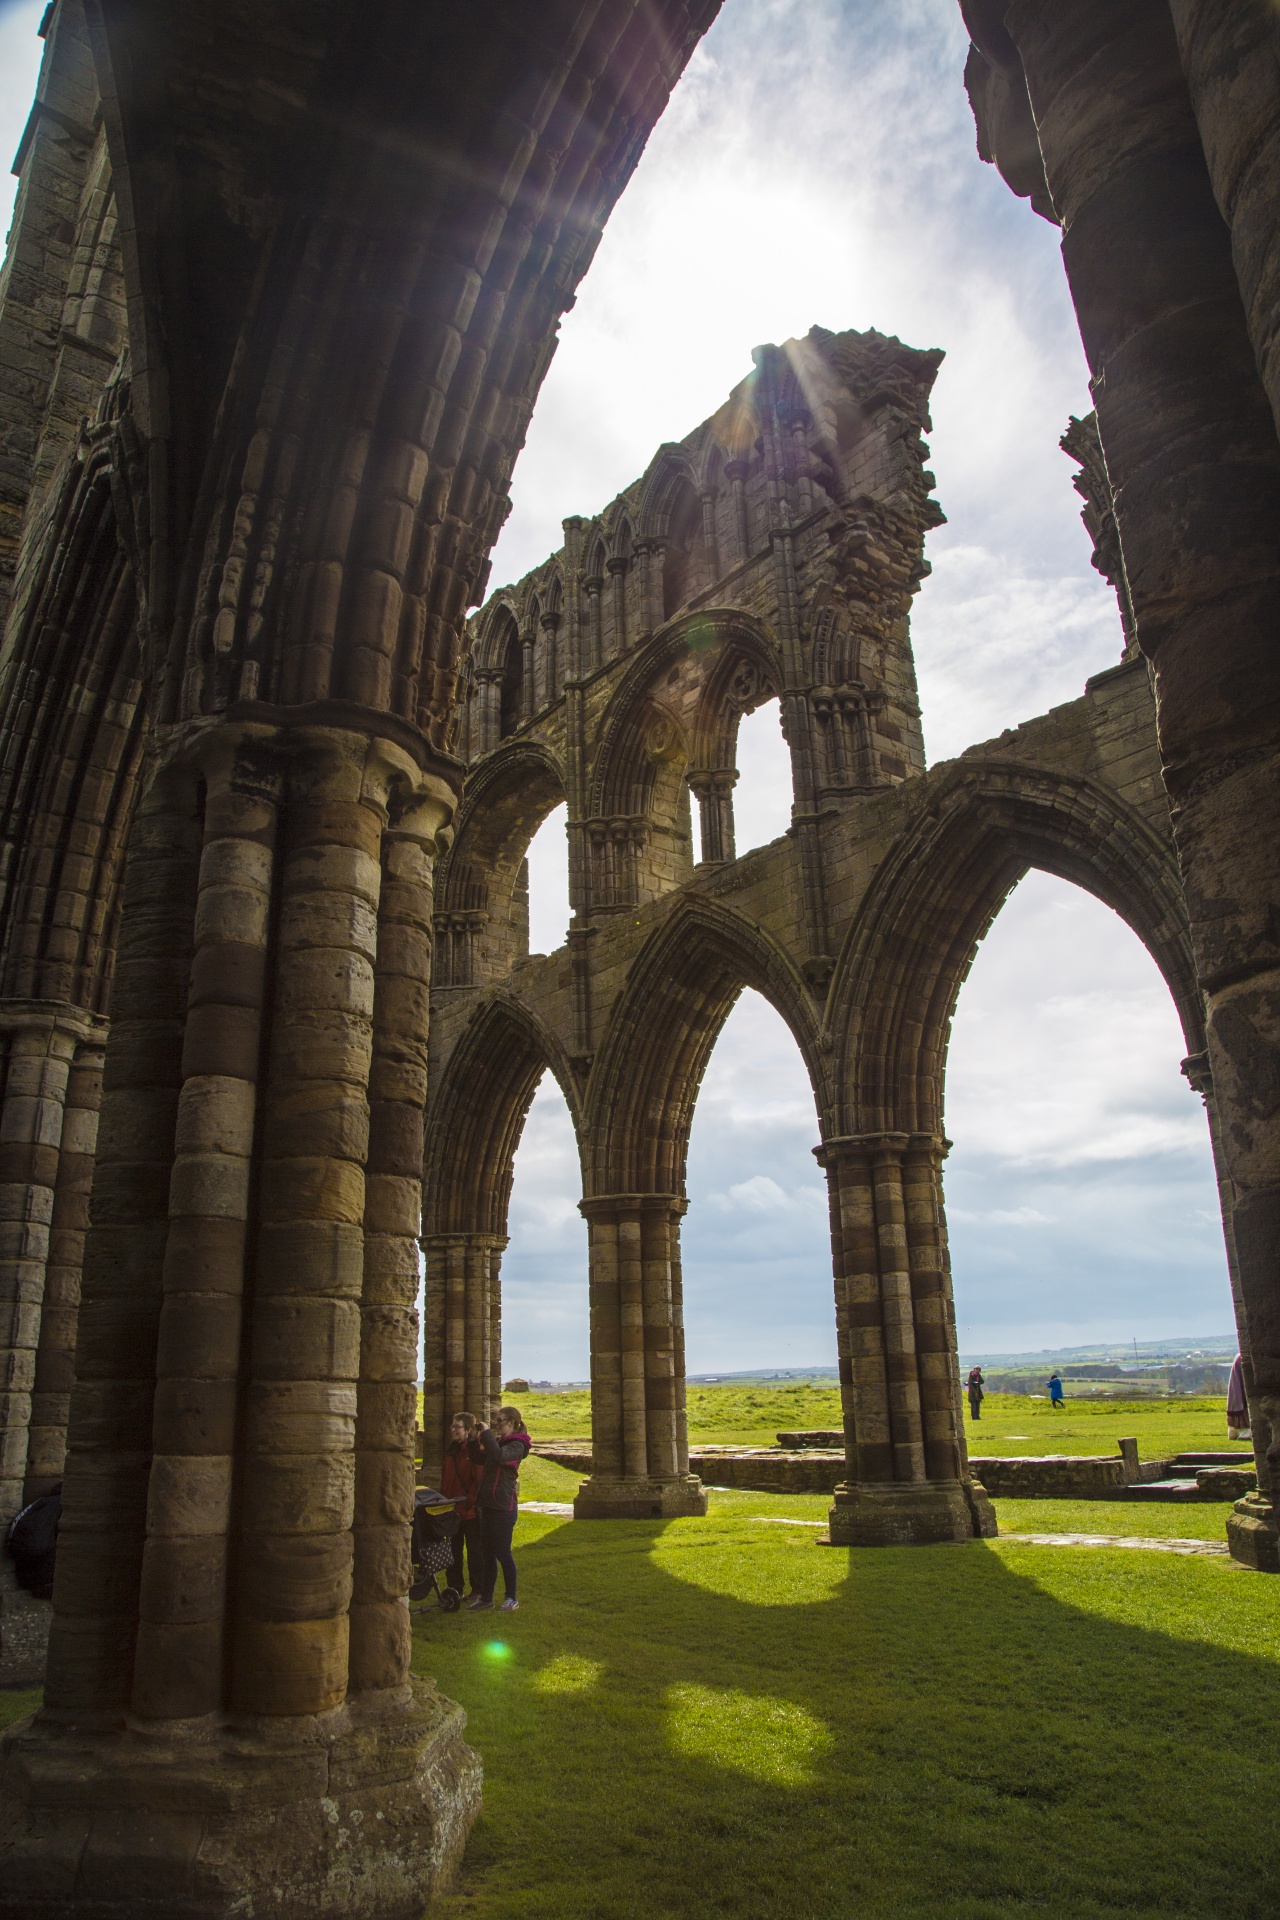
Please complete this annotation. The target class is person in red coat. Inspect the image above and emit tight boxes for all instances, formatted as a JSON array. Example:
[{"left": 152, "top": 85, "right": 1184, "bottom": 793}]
[{"left": 440, "top": 1411, "right": 484, "bottom": 1600}]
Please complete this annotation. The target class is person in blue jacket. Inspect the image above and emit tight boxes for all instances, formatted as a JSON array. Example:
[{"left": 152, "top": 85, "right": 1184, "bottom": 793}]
[
  {"left": 467, "top": 1405, "right": 532, "bottom": 1612},
  {"left": 1048, "top": 1372, "right": 1065, "bottom": 1409}
]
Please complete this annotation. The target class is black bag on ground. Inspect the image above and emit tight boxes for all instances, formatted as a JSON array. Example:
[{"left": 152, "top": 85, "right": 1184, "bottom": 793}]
[{"left": 5, "top": 1486, "right": 61, "bottom": 1600}]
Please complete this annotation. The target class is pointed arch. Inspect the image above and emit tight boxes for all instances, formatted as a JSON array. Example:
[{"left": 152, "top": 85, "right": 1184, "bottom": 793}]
[
  {"left": 424, "top": 991, "right": 582, "bottom": 1238},
  {"left": 584, "top": 894, "right": 826, "bottom": 1197},
  {"left": 828, "top": 760, "right": 1204, "bottom": 1137},
  {"left": 435, "top": 739, "right": 566, "bottom": 983}
]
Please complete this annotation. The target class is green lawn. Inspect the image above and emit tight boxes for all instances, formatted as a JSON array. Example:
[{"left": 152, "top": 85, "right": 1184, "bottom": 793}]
[
  {"left": 515, "top": 1385, "right": 1243, "bottom": 1462},
  {"left": 5, "top": 1481, "right": 1269, "bottom": 1915},
  {"left": 418, "top": 1489, "right": 1280, "bottom": 1919}
]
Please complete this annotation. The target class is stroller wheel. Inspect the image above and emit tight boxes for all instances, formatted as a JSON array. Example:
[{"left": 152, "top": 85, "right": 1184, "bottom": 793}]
[{"left": 440, "top": 1586, "right": 461, "bottom": 1613}]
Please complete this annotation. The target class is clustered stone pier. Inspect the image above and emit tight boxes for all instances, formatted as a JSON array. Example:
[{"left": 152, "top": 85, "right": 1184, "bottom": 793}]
[{"left": 0, "top": 1, "right": 1276, "bottom": 1916}]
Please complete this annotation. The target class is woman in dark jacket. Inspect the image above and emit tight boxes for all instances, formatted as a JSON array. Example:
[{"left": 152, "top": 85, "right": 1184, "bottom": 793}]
[{"left": 466, "top": 1405, "right": 531, "bottom": 1612}]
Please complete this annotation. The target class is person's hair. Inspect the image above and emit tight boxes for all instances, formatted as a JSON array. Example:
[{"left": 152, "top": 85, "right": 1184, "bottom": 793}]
[
  {"left": 450, "top": 1410, "right": 477, "bottom": 1431},
  {"left": 495, "top": 1404, "right": 527, "bottom": 1433}
]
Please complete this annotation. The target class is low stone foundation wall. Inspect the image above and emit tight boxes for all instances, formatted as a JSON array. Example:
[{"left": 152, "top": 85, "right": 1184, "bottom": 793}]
[
  {"left": 968, "top": 1453, "right": 1134, "bottom": 1498},
  {"left": 532, "top": 1443, "right": 846, "bottom": 1494},
  {"left": 692, "top": 1449, "right": 845, "bottom": 1494}
]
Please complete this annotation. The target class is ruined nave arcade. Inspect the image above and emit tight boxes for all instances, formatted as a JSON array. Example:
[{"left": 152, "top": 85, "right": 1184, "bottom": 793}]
[
  {"left": 0, "top": 0, "right": 1279, "bottom": 1915},
  {"left": 422, "top": 325, "right": 1221, "bottom": 1546}
]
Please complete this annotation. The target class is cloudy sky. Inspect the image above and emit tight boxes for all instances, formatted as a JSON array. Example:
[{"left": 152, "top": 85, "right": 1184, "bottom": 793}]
[{"left": 0, "top": 0, "right": 1235, "bottom": 1376}]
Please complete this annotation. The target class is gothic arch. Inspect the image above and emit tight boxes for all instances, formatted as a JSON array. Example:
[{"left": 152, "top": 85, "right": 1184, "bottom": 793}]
[
  {"left": 420, "top": 989, "right": 583, "bottom": 1475},
  {"left": 584, "top": 894, "right": 826, "bottom": 1198},
  {"left": 434, "top": 738, "right": 566, "bottom": 983},
  {"left": 424, "top": 991, "right": 582, "bottom": 1239},
  {"left": 0, "top": 433, "right": 148, "bottom": 1016},
  {"left": 828, "top": 761, "right": 1204, "bottom": 1138},
  {"left": 589, "top": 609, "right": 784, "bottom": 816}
]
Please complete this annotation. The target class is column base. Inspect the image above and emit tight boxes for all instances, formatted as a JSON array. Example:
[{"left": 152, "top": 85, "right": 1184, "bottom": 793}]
[
  {"left": 822, "top": 1478, "right": 979, "bottom": 1547},
  {"left": 1227, "top": 1491, "right": 1280, "bottom": 1572},
  {"left": 964, "top": 1475, "right": 999, "bottom": 1539},
  {"left": 0, "top": 1569, "right": 51, "bottom": 1686},
  {"left": 0, "top": 1677, "right": 481, "bottom": 1919},
  {"left": 573, "top": 1473, "right": 707, "bottom": 1520}
]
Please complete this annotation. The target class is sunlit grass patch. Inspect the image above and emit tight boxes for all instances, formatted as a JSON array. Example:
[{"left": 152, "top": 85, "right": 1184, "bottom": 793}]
[
  {"left": 532, "top": 1652, "right": 603, "bottom": 1694},
  {"left": 421, "top": 1505, "right": 1280, "bottom": 1920},
  {"left": 665, "top": 1681, "right": 831, "bottom": 1786}
]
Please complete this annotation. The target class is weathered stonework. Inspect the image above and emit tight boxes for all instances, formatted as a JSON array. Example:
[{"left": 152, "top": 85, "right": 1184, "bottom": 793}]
[
  {"left": 422, "top": 326, "right": 1214, "bottom": 1554},
  {"left": 0, "top": 3, "right": 721, "bottom": 1914},
  {"left": 0, "top": 0, "right": 1277, "bottom": 1910}
]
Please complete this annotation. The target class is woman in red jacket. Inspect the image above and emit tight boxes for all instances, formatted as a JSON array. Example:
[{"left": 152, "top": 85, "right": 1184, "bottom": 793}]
[
  {"left": 440, "top": 1411, "right": 484, "bottom": 1601},
  {"left": 466, "top": 1405, "right": 531, "bottom": 1612}
]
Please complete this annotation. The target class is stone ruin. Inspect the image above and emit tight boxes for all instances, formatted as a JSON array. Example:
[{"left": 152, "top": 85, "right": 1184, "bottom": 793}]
[{"left": 0, "top": 1, "right": 1276, "bottom": 1915}]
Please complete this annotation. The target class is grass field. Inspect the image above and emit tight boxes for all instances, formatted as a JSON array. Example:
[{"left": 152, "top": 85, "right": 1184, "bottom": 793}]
[
  {"left": 512, "top": 1384, "right": 1242, "bottom": 1463},
  {"left": 416, "top": 1486, "right": 1279, "bottom": 1919},
  {"left": 4, "top": 1479, "right": 1265, "bottom": 1916}
]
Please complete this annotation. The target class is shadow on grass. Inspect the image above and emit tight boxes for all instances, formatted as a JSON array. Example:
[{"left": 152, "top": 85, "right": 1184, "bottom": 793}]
[{"left": 415, "top": 1516, "right": 1280, "bottom": 1920}]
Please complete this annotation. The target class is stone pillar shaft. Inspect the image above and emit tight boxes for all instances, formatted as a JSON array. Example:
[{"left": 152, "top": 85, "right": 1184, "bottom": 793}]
[
  {"left": 132, "top": 745, "right": 280, "bottom": 1720},
  {"left": 46, "top": 765, "right": 204, "bottom": 1713},
  {"left": 575, "top": 1194, "right": 705, "bottom": 1520},
  {"left": 230, "top": 734, "right": 385, "bottom": 1717},
  {"left": 25, "top": 1041, "right": 105, "bottom": 1498},
  {"left": 0, "top": 1025, "right": 76, "bottom": 1524},
  {"left": 350, "top": 794, "right": 444, "bottom": 1694},
  {"left": 1003, "top": 0, "right": 1280, "bottom": 1570},
  {"left": 420, "top": 1230, "right": 506, "bottom": 1485},
  {"left": 816, "top": 1133, "right": 980, "bottom": 1546}
]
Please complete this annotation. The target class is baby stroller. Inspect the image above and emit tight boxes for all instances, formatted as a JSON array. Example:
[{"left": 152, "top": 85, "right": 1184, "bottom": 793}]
[{"left": 410, "top": 1487, "right": 462, "bottom": 1612}]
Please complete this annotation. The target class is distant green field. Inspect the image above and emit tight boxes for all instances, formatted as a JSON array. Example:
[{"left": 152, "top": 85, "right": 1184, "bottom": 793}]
[{"left": 507, "top": 1384, "right": 1240, "bottom": 1464}]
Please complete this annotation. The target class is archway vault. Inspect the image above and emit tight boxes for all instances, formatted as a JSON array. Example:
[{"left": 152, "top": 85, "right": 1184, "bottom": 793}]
[
  {"left": 829, "top": 758, "right": 1204, "bottom": 1139},
  {"left": 583, "top": 892, "right": 825, "bottom": 1199}
]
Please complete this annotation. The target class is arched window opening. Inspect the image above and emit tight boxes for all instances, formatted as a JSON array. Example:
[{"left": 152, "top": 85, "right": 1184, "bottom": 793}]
[
  {"left": 683, "top": 989, "right": 830, "bottom": 1373},
  {"left": 944, "top": 869, "right": 1232, "bottom": 1362},
  {"left": 524, "top": 801, "right": 571, "bottom": 954},
  {"left": 500, "top": 1072, "right": 589, "bottom": 1384},
  {"left": 498, "top": 619, "right": 523, "bottom": 738},
  {"left": 662, "top": 480, "right": 702, "bottom": 622},
  {"left": 733, "top": 698, "right": 792, "bottom": 856}
]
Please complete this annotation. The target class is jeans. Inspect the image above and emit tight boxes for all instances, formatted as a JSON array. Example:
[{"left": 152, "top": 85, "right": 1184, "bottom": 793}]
[
  {"left": 478, "top": 1505, "right": 518, "bottom": 1601},
  {"left": 449, "top": 1517, "right": 482, "bottom": 1593}
]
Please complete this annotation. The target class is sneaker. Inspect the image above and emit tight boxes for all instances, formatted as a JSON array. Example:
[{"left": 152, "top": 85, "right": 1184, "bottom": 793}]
[
  {"left": 498, "top": 1597, "right": 519, "bottom": 1612},
  {"left": 466, "top": 1594, "right": 494, "bottom": 1610}
]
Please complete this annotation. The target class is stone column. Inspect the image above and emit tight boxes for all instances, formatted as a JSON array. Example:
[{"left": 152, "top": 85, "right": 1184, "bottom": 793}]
[
  {"left": 1001, "top": 0, "right": 1280, "bottom": 1572},
  {"left": 132, "top": 733, "right": 281, "bottom": 1721},
  {"left": 540, "top": 612, "right": 561, "bottom": 706},
  {"left": 0, "top": 1013, "right": 96, "bottom": 1688},
  {"left": 726, "top": 459, "right": 750, "bottom": 563},
  {"left": 0, "top": 731, "right": 479, "bottom": 1919},
  {"left": 0, "top": 1023, "right": 77, "bottom": 1525},
  {"left": 816, "top": 1133, "right": 980, "bottom": 1545},
  {"left": 24, "top": 1039, "right": 106, "bottom": 1499},
  {"left": 573, "top": 1194, "right": 706, "bottom": 1520},
  {"left": 607, "top": 555, "right": 629, "bottom": 655},
  {"left": 584, "top": 576, "right": 604, "bottom": 672},
  {"left": 699, "top": 488, "right": 720, "bottom": 582},
  {"left": 688, "top": 770, "right": 738, "bottom": 865},
  {"left": 45, "top": 760, "right": 205, "bottom": 1715},
  {"left": 420, "top": 1229, "right": 506, "bottom": 1485},
  {"left": 1169, "top": 1, "right": 1280, "bottom": 440},
  {"left": 472, "top": 668, "right": 503, "bottom": 756},
  {"left": 350, "top": 788, "right": 449, "bottom": 1693}
]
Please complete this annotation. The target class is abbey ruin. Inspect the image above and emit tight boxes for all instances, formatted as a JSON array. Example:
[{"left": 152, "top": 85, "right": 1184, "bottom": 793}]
[{"left": 0, "top": 1, "right": 1276, "bottom": 1915}]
